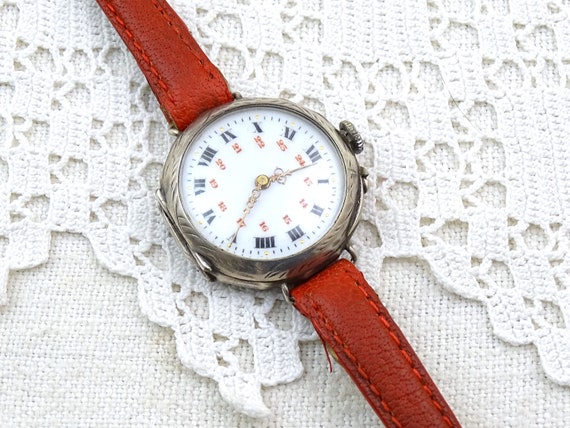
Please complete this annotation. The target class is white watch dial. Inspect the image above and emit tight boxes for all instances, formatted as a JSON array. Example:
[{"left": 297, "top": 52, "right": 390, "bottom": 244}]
[{"left": 178, "top": 105, "right": 347, "bottom": 260}]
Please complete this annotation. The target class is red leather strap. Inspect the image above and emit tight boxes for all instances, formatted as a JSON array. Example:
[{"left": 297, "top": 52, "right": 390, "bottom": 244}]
[
  {"left": 291, "top": 259, "right": 461, "bottom": 428},
  {"left": 96, "top": 0, "right": 234, "bottom": 131}
]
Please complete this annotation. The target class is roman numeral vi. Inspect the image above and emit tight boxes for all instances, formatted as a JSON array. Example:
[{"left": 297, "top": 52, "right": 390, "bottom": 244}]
[{"left": 255, "top": 236, "right": 276, "bottom": 249}]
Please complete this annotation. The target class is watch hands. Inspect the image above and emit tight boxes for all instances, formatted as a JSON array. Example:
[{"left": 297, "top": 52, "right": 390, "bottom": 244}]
[
  {"left": 227, "top": 163, "right": 316, "bottom": 247},
  {"left": 228, "top": 175, "right": 266, "bottom": 247},
  {"left": 269, "top": 163, "right": 315, "bottom": 185}
]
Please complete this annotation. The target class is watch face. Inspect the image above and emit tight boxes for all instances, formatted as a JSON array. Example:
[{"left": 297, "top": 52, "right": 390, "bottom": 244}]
[
  {"left": 159, "top": 98, "right": 363, "bottom": 288},
  {"left": 178, "top": 104, "right": 346, "bottom": 260}
]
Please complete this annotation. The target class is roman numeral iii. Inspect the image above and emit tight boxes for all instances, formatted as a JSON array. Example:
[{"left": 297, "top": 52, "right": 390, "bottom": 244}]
[{"left": 306, "top": 145, "right": 322, "bottom": 163}]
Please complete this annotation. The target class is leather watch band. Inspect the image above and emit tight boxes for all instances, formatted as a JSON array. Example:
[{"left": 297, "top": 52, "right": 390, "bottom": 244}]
[
  {"left": 95, "top": 0, "right": 233, "bottom": 131},
  {"left": 96, "top": 1, "right": 461, "bottom": 425},
  {"left": 291, "top": 259, "right": 460, "bottom": 428}
]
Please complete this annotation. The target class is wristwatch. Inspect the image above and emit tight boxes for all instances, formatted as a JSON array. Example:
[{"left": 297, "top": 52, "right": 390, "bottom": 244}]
[{"left": 95, "top": 1, "right": 461, "bottom": 426}]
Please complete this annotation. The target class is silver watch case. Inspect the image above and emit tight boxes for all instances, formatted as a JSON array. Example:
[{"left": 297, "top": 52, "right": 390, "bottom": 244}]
[{"left": 156, "top": 97, "right": 365, "bottom": 290}]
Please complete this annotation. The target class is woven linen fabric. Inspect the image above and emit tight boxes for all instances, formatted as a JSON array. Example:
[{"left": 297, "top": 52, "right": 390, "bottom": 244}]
[{"left": 1, "top": 0, "right": 570, "bottom": 426}]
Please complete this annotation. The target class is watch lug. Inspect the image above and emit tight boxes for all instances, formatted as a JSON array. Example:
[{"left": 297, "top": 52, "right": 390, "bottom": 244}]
[
  {"left": 155, "top": 189, "right": 190, "bottom": 257},
  {"left": 192, "top": 251, "right": 216, "bottom": 282},
  {"left": 344, "top": 244, "right": 358, "bottom": 263},
  {"left": 281, "top": 283, "right": 294, "bottom": 305},
  {"left": 155, "top": 189, "right": 215, "bottom": 281},
  {"left": 168, "top": 125, "right": 180, "bottom": 136},
  {"left": 359, "top": 166, "right": 369, "bottom": 194}
]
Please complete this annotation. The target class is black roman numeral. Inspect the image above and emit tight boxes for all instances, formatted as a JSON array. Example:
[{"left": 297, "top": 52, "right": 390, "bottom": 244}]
[
  {"left": 220, "top": 130, "right": 237, "bottom": 143},
  {"left": 311, "top": 205, "right": 324, "bottom": 216},
  {"left": 202, "top": 209, "right": 216, "bottom": 225},
  {"left": 287, "top": 225, "right": 304, "bottom": 242},
  {"left": 253, "top": 122, "right": 263, "bottom": 133},
  {"left": 318, "top": 179, "right": 330, "bottom": 184},
  {"left": 194, "top": 179, "right": 206, "bottom": 195},
  {"left": 255, "top": 236, "right": 276, "bottom": 249},
  {"left": 306, "top": 145, "right": 322, "bottom": 163},
  {"left": 198, "top": 146, "right": 217, "bottom": 166},
  {"left": 284, "top": 126, "right": 296, "bottom": 140}
]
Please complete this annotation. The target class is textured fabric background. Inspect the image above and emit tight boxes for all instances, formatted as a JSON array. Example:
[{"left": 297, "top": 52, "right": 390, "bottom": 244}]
[{"left": 1, "top": 0, "right": 570, "bottom": 426}]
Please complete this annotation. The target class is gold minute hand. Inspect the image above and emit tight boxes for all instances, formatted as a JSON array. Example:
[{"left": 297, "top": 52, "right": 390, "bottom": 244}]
[{"left": 228, "top": 174, "right": 270, "bottom": 247}]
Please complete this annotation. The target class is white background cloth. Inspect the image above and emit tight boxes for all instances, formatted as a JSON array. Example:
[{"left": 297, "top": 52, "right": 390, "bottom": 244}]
[{"left": 1, "top": 0, "right": 570, "bottom": 426}]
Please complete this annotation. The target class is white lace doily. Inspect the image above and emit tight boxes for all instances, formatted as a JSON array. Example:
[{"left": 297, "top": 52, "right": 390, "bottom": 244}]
[{"left": 2, "top": 0, "right": 570, "bottom": 424}]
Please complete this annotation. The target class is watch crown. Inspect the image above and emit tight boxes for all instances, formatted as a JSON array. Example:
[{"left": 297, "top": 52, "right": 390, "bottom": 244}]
[{"left": 339, "top": 120, "right": 365, "bottom": 154}]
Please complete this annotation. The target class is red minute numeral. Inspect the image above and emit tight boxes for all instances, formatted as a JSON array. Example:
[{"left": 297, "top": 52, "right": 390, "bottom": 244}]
[
  {"left": 299, "top": 199, "right": 308, "bottom": 209},
  {"left": 283, "top": 215, "right": 292, "bottom": 225},
  {"left": 304, "top": 177, "right": 313, "bottom": 186},
  {"left": 255, "top": 136, "right": 265, "bottom": 148},
  {"left": 277, "top": 139, "right": 288, "bottom": 151},
  {"left": 232, "top": 143, "right": 242, "bottom": 154},
  {"left": 210, "top": 178, "right": 219, "bottom": 188},
  {"left": 259, "top": 221, "right": 269, "bottom": 232},
  {"left": 295, "top": 155, "right": 306, "bottom": 167},
  {"left": 216, "top": 158, "right": 226, "bottom": 170},
  {"left": 218, "top": 202, "right": 228, "bottom": 212}
]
